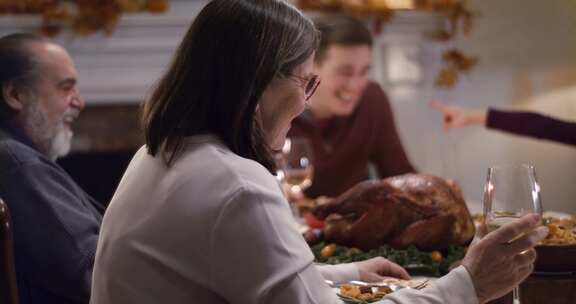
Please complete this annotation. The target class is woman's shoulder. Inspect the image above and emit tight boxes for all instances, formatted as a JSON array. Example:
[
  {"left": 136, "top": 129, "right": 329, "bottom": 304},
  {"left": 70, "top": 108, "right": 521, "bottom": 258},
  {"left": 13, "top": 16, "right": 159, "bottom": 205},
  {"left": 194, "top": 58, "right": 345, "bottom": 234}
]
[{"left": 173, "top": 137, "right": 281, "bottom": 196}]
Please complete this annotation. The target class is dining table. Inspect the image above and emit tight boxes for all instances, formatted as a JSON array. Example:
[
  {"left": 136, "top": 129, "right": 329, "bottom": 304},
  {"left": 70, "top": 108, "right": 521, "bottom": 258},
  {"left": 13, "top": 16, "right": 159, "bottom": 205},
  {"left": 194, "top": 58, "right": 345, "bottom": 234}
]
[{"left": 488, "top": 273, "right": 576, "bottom": 304}]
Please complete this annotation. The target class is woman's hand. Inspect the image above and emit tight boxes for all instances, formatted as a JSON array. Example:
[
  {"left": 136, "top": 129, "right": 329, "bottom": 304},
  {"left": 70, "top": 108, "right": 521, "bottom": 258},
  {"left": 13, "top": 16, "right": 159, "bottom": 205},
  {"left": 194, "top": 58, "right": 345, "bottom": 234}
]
[
  {"left": 461, "top": 214, "right": 548, "bottom": 304},
  {"left": 429, "top": 100, "right": 487, "bottom": 130},
  {"left": 355, "top": 257, "right": 411, "bottom": 282}
]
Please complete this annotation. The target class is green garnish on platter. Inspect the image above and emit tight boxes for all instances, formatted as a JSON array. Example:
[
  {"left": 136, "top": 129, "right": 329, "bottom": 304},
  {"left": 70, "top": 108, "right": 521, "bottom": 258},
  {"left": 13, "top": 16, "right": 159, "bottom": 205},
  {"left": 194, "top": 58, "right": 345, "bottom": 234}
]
[{"left": 312, "top": 242, "right": 466, "bottom": 277}]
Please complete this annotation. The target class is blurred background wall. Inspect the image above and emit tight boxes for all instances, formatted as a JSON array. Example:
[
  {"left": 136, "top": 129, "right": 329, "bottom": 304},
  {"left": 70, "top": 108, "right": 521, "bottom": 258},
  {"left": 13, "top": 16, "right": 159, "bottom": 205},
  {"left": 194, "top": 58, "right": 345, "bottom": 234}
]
[{"left": 375, "top": 0, "right": 576, "bottom": 213}]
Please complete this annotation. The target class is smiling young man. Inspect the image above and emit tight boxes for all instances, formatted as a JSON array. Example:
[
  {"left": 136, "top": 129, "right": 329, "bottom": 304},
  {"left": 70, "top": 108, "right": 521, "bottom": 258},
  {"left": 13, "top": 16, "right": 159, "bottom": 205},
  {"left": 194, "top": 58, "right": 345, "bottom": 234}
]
[
  {"left": 288, "top": 14, "right": 416, "bottom": 198},
  {"left": 0, "top": 33, "right": 104, "bottom": 304}
]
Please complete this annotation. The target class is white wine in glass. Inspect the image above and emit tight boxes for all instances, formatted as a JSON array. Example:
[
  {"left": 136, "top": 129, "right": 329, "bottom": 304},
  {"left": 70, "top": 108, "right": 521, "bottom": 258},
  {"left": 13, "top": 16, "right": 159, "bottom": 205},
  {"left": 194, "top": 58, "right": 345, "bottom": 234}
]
[
  {"left": 275, "top": 138, "right": 314, "bottom": 223},
  {"left": 284, "top": 167, "right": 313, "bottom": 193},
  {"left": 486, "top": 213, "right": 522, "bottom": 233},
  {"left": 482, "top": 164, "right": 543, "bottom": 304},
  {"left": 281, "top": 138, "right": 314, "bottom": 194}
]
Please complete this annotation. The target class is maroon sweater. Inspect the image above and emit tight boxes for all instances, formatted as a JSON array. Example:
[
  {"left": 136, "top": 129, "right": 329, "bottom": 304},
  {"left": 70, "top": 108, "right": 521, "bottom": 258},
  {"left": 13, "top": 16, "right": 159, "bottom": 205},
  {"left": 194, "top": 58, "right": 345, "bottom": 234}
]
[
  {"left": 288, "top": 82, "right": 415, "bottom": 198},
  {"left": 487, "top": 109, "right": 576, "bottom": 146}
]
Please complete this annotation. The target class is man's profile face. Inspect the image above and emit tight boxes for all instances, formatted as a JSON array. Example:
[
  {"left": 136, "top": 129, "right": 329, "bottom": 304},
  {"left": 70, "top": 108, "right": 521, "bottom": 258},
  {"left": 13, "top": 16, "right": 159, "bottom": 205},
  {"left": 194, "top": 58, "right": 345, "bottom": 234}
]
[
  {"left": 309, "top": 44, "right": 372, "bottom": 119},
  {"left": 22, "top": 42, "right": 84, "bottom": 160}
]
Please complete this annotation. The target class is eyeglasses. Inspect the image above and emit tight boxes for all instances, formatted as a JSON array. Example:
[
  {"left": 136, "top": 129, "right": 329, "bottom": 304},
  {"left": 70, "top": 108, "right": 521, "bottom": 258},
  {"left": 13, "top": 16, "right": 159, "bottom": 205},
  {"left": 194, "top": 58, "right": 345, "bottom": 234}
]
[{"left": 288, "top": 74, "right": 320, "bottom": 101}]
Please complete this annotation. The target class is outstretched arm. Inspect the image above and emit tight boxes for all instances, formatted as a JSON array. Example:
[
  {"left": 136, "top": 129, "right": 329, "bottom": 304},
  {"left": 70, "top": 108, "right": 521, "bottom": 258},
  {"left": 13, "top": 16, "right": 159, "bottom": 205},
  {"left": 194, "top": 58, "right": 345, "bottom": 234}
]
[{"left": 486, "top": 109, "right": 576, "bottom": 146}]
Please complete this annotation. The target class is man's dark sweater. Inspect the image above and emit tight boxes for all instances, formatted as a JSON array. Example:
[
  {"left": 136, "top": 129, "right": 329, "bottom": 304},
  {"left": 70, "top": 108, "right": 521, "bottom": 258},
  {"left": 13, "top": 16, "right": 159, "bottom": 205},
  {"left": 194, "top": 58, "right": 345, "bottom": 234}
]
[
  {"left": 0, "top": 123, "right": 104, "bottom": 304},
  {"left": 289, "top": 82, "right": 415, "bottom": 198}
]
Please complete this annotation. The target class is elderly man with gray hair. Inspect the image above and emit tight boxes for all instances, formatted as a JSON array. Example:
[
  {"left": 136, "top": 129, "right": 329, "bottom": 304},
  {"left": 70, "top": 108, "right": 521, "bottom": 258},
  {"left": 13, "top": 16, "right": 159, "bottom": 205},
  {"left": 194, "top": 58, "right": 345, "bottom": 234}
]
[{"left": 0, "top": 33, "right": 103, "bottom": 304}]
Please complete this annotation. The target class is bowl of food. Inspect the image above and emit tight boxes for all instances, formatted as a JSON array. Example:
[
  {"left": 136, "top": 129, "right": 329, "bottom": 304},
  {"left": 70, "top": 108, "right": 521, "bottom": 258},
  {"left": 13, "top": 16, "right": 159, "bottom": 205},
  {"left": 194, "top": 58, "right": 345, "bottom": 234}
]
[{"left": 534, "top": 216, "right": 576, "bottom": 273}]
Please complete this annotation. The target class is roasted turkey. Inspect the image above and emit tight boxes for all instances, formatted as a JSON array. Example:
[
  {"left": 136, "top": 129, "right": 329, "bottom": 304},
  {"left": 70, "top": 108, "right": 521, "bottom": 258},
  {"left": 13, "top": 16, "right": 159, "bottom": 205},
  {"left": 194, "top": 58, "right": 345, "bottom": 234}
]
[{"left": 312, "top": 174, "right": 475, "bottom": 251}]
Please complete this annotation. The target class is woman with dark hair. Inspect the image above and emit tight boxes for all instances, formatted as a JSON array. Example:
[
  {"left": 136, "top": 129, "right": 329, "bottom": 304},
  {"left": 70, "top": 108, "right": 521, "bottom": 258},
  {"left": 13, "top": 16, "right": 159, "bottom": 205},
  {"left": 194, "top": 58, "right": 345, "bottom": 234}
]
[{"left": 90, "top": 1, "right": 548, "bottom": 303}]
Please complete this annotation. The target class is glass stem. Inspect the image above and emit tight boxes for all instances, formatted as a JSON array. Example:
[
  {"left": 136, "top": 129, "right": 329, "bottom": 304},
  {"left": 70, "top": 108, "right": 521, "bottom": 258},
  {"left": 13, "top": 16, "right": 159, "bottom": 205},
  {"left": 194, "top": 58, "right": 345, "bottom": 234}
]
[{"left": 513, "top": 286, "right": 520, "bottom": 304}]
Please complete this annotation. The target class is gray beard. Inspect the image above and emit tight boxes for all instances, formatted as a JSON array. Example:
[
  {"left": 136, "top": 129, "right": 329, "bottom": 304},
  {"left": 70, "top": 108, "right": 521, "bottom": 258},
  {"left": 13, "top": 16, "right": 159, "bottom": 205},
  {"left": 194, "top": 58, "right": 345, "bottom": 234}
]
[
  {"left": 48, "top": 121, "right": 72, "bottom": 160},
  {"left": 22, "top": 102, "right": 73, "bottom": 161}
]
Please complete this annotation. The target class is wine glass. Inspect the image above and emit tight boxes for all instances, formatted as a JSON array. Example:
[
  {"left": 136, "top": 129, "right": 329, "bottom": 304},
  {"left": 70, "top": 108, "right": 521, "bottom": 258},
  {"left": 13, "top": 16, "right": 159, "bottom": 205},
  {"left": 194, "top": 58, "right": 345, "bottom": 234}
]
[
  {"left": 482, "top": 164, "right": 543, "bottom": 304},
  {"left": 279, "top": 137, "right": 314, "bottom": 194},
  {"left": 275, "top": 138, "right": 314, "bottom": 221}
]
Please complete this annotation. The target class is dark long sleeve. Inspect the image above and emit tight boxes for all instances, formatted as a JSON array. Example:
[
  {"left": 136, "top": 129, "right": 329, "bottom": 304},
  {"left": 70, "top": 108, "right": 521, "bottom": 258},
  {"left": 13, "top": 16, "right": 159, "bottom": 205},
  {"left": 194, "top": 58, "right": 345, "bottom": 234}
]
[
  {"left": 486, "top": 109, "right": 576, "bottom": 146},
  {"left": 0, "top": 132, "right": 103, "bottom": 304},
  {"left": 289, "top": 82, "right": 415, "bottom": 198},
  {"left": 0, "top": 161, "right": 102, "bottom": 304}
]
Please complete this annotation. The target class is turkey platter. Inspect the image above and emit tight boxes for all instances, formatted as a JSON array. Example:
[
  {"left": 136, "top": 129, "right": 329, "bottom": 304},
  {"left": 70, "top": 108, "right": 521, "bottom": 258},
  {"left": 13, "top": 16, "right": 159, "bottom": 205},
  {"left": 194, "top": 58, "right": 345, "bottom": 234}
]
[{"left": 312, "top": 174, "right": 475, "bottom": 251}]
